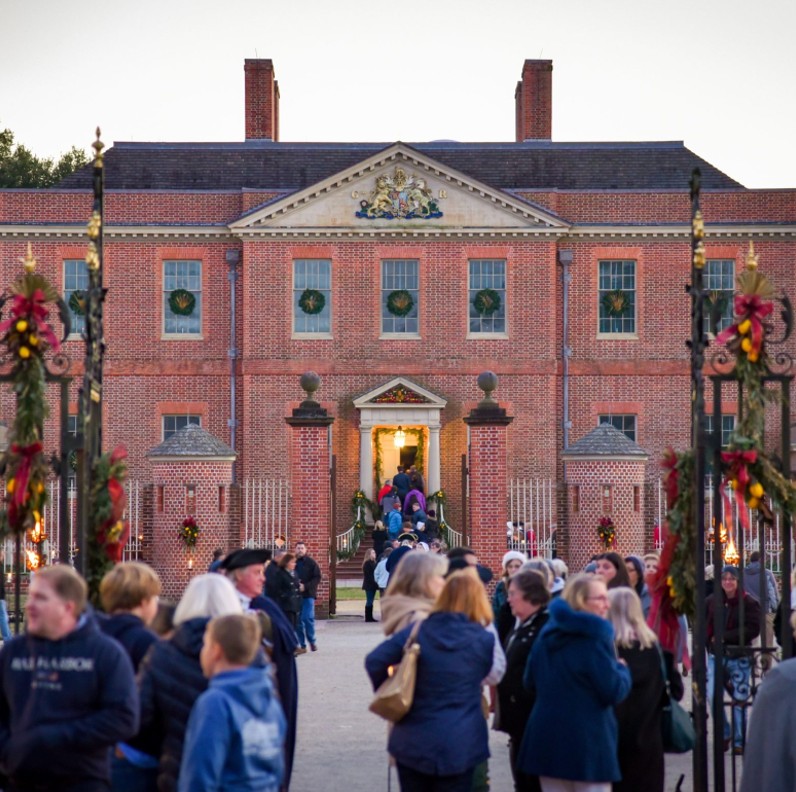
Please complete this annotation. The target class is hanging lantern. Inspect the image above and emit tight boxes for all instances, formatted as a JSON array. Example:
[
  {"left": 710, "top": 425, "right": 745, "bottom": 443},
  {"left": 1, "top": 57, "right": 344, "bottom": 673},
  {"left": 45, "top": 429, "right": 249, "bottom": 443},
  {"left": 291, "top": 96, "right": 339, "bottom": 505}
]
[{"left": 394, "top": 426, "right": 406, "bottom": 449}]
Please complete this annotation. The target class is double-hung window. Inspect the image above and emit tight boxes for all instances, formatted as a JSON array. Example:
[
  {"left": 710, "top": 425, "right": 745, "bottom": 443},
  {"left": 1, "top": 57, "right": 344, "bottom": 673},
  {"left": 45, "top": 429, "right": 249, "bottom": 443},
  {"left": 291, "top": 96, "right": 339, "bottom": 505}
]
[
  {"left": 64, "top": 259, "right": 89, "bottom": 336},
  {"left": 381, "top": 259, "right": 419, "bottom": 335},
  {"left": 469, "top": 259, "right": 506, "bottom": 334},
  {"left": 704, "top": 259, "right": 735, "bottom": 334},
  {"left": 163, "top": 260, "right": 202, "bottom": 336},
  {"left": 293, "top": 260, "right": 331, "bottom": 334},
  {"left": 598, "top": 260, "right": 636, "bottom": 334}
]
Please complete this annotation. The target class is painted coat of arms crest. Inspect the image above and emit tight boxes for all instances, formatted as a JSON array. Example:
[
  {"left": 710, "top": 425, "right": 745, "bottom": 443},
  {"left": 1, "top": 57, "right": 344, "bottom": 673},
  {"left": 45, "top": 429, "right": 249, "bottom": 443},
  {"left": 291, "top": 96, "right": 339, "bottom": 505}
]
[{"left": 356, "top": 166, "right": 443, "bottom": 220}]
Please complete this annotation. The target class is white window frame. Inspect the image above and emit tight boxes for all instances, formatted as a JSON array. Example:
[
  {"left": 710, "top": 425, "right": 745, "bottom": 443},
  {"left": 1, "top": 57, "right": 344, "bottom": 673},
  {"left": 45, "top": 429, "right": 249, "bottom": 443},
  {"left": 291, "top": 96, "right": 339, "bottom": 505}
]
[
  {"left": 597, "top": 259, "right": 637, "bottom": 337},
  {"left": 598, "top": 414, "right": 637, "bottom": 443},
  {"left": 162, "top": 414, "right": 202, "bottom": 441},
  {"left": 380, "top": 259, "right": 420, "bottom": 338},
  {"left": 64, "top": 259, "right": 89, "bottom": 338},
  {"left": 467, "top": 259, "right": 508, "bottom": 338},
  {"left": 292, "top": 259, "right": 332, "bottom": 338},
  {"left": 704, "top": 259, "right": 735, "bottom": 335},
  {"left": 163, "top": 260, "right": 202, "bottom": 338}
]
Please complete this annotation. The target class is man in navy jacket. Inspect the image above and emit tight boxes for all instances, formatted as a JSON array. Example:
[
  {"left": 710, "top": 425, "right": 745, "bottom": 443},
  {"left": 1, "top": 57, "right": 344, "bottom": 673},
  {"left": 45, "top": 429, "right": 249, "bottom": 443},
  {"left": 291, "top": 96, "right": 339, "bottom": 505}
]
[{"left": 0, "top": 564, "right": 138, "bottom": 792}]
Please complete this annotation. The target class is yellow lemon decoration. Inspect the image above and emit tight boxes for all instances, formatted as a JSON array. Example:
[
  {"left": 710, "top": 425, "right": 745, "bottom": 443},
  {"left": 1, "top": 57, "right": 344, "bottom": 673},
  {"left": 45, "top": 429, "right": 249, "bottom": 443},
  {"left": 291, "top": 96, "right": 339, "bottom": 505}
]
[
  {"left": 738, "top": 319, "right": 751, "bottom": 335},
  {"left": 748, "top": 497, "right": 760, "bottom": 509},
  {"left": 730, "top": 478, "right": 739, "bottom": 490},
  {"left": 748, "top": 351, "right": 759, "bottom": 362},
  {"left": 18, "top": 346, "right": 30, "bottom": 359},
  {"left": 6, "top": 478, "right": 15, "bottom": 494},
  {"left": 749, "top": 482, "right": 764, "bottom": 499},
  {"left": 741, "top": 338, "right": 753, "bottom": 353},
  {"left": 15, "top": 320, "right": 28, "bottom": 333},
  {"left": 28, "top": 335, "right": 38, "bottom": 346}
]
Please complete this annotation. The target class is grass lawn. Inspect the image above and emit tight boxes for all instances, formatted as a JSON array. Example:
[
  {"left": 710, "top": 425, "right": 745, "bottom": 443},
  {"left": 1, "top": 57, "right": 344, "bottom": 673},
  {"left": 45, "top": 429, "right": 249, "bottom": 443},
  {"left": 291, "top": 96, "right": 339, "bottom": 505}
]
[{"left": 336, "top": 587, "right": 367, "bottom": 601}]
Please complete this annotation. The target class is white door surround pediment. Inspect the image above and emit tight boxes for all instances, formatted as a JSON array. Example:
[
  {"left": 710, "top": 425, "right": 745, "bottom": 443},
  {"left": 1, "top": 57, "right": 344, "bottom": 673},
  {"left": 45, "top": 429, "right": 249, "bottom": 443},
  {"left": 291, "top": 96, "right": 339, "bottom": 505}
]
[
  {"left": 354, "top": 377, "right": 446, "bottom": 429},
  {"left": 353, "top": 377, "right": 446, "bottom": 498}
]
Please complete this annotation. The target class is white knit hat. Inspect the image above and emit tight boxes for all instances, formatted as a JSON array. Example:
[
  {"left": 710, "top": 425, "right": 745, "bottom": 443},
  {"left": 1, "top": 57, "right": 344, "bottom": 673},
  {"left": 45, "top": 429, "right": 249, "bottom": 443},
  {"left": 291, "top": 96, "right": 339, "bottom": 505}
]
[{"left": 502, "top": 550, "right": 527, "bottom": 569}]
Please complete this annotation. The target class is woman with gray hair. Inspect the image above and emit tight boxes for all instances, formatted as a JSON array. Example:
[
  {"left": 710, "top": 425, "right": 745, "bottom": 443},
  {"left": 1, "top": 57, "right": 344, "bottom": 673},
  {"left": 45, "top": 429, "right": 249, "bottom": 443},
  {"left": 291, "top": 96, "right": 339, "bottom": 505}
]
[{"left": 138, "top": 574, "right": 242, "bottom": 792}]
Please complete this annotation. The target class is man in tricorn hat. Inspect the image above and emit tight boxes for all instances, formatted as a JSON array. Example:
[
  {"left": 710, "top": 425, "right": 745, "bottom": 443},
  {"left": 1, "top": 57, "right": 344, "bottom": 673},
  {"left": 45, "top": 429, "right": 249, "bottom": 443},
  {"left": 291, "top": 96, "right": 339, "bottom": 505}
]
[{"left": 221, "top": 548, "right": 299, "bottom": 789}]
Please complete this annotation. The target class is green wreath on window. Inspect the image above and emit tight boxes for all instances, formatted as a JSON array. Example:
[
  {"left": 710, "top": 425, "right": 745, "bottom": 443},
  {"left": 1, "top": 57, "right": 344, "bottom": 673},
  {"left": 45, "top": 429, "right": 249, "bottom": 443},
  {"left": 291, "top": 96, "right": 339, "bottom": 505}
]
[
  {"left": 68, "top": 290, "right": 86, "bottom": 317},
  {"left": 168, "top": 289, "right": 196, "bottom": 316},
  {"left": 473, "top": 288, "right": 502, "bottom": 317},
  {"left": 298, "top": 288, "right": 326, "bottom": 315},
  {"left": 601, "top": 289, "right": 632, "bottom": 318},
  {"left": 386, "top": 289, "right": 415, "bottom": 317}
]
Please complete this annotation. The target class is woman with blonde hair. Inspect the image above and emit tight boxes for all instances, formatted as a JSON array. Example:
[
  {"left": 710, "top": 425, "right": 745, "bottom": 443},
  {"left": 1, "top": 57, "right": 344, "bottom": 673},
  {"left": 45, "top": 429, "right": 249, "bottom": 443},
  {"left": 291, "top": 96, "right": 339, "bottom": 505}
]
[
  {"left": 607, "top": 586, "right": 666, "bottom": 792},
  {"left": 366, "top": 572, "right": 496, "bottom": 791},
  {"left": 380, "top": 551, "right": 448, "bottom": 635},
  {"left": 518, "top": 573, "right": 631, "bottom": 792},
  {"left": 138, "top": 574, "right": 242, "bottom": 792}
]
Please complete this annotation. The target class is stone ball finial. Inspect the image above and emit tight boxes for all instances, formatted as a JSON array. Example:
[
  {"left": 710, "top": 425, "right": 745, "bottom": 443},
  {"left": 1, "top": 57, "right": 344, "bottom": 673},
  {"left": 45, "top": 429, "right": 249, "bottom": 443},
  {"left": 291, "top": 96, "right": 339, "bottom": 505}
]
[
  {"left": 300, "top": 371, "right": 321, "bottom": 406},
  {"left": 477, "top": 371, "right": 498, "bottom": 406}
]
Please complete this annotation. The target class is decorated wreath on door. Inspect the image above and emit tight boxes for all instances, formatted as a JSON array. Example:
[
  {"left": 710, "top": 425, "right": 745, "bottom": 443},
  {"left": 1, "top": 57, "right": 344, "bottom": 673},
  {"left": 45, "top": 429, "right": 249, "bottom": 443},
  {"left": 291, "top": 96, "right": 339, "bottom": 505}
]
[
  {"left": 168, "top": 289, "right": 196, "bottom": 316},
  {"left": 298, "top": 288, "right": 326, "bottom": 315},
  {"left": 473, "top": 288, "right": 501, "bottom": 316}
]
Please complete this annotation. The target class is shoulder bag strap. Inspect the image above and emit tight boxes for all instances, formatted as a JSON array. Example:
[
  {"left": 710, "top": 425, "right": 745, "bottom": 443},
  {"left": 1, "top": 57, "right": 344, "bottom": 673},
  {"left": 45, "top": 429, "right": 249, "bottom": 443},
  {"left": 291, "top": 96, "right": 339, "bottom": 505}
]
[
  {"left": 656, "top": 643, "right": 672, "bottom": 704},
  {"left": 402, "top": 618, "right": 423, "bottom": 654}
]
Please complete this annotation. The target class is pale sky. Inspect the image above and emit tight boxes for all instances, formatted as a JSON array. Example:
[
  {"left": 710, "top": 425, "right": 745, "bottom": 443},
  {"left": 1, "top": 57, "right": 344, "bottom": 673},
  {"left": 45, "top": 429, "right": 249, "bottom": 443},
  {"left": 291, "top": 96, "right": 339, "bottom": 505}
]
[{"left": 2, "top": 0, "right": 794, "bottom": 189}]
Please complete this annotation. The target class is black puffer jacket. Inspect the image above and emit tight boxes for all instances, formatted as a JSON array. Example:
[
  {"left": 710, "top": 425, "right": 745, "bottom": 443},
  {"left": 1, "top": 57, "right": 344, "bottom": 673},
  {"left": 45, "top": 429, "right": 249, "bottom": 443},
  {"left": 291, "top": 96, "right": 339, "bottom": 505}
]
[{"left": 138, "top": 617, "right": 209, "bottom": 792}]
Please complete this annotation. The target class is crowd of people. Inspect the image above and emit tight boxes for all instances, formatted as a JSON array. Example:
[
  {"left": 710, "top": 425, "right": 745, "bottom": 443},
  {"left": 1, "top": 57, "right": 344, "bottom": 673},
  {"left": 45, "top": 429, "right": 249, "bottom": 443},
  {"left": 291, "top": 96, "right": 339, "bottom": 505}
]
[
  {"left": 362, "top": 527, "right": 796, "bottom": 792},
  {"left": 0, "top": 539, "right": 328, "bottom": 792},
  {"left": 1, "top": 504, "right": 793, "bottom": 792}
]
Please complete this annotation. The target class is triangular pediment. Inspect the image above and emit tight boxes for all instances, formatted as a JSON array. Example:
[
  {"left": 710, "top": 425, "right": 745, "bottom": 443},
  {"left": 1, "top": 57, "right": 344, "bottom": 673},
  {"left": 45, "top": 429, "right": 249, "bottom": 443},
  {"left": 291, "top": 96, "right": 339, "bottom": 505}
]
[
  {"left": 230, "top": 144, "right": 567, "bottom": 234},
  {"left": 354, "top": 377, "right": 447, "bottom": 409}
]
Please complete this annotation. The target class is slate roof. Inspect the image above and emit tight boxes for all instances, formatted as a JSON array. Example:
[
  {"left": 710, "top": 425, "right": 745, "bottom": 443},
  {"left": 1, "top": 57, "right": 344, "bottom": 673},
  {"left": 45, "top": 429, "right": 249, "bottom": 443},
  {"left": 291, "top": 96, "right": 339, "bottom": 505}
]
[
  {"left": 562, "top": 423, "right": 648, "bottom": 458},
  {"left": 56, "top": 140, "right": 743, "bottom": 192},
  {"left": 147, "top": 424, "right": 236, "bottom": 458}
]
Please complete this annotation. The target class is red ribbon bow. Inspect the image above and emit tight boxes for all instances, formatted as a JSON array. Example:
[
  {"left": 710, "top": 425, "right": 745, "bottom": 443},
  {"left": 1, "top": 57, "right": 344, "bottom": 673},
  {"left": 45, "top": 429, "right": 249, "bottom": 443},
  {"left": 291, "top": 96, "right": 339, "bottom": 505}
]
[
  {"left": 8, "top": 442, "right": 43, "bottom": 509},
  {"left": 0, "top": 290, "right": 60, "bottom": 351},
  {"left": 721, "top": 448, "right": 758, "bottom": 530},
  {"left": 716, "top": 294, "right": 773, "bottom": 357}
]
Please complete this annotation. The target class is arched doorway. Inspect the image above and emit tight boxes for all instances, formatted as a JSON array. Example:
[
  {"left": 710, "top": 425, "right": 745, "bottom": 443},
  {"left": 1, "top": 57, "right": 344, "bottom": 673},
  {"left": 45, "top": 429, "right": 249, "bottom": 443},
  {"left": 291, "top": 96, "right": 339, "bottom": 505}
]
[{"left": 353, "top": 378, "right": 447, "bottom": 501}]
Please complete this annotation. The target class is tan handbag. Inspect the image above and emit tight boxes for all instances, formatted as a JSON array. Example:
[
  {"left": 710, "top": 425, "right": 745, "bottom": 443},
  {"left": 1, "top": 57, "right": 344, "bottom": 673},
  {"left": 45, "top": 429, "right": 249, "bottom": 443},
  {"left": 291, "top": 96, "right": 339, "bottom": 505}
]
[{"left": 369, "top": 620, "right": 422, "bottom": 723}]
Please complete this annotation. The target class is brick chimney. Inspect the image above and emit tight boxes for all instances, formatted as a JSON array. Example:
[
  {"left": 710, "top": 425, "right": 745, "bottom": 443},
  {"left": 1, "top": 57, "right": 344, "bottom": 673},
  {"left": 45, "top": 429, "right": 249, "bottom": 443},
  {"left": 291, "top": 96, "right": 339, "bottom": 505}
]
[
  {"left": 515, "top": 60, "right": 553, "bottom": 141},
  {"left": 244, "top": 59, "right": 280, "bottom": 141}
]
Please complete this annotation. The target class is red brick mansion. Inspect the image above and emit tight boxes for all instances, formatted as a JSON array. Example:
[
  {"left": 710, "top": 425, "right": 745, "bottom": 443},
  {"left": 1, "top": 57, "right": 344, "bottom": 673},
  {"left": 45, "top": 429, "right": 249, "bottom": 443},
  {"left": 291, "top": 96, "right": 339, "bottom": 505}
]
[{"left": 1, "top": 60, "right": 794, "bottom": 604}]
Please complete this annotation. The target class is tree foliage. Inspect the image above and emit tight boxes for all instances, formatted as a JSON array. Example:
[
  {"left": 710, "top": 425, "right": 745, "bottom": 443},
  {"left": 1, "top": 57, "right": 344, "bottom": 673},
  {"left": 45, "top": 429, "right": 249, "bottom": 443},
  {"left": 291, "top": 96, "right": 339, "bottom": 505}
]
[{"left": 0, "top": 127, "right": 89, "bottom": 188}]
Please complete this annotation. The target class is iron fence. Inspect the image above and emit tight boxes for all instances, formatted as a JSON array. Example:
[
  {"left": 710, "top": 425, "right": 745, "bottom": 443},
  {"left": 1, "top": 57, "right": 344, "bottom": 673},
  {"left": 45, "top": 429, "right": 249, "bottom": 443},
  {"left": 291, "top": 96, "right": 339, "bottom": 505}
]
[
  {"left": 507, "top": 478, "right": 557, "bottom": 557},
  {"left": 242, "top": 478, "right": 291, "bottom": 549}
]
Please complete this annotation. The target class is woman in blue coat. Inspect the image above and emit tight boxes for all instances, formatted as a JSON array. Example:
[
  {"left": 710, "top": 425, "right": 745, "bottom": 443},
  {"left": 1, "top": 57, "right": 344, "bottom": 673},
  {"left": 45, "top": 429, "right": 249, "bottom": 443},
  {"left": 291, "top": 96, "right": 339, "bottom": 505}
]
[
  {"left": 518, "top": 573, "right": 632, "bottom": 792},
  {"left": 365, "top": 570, "right": 495, "bottom": 792}
]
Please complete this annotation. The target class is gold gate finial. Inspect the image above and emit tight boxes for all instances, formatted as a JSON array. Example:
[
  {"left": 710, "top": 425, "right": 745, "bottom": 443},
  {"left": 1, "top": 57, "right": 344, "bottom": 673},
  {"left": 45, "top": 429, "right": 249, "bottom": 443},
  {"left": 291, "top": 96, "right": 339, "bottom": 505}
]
[
  {"left": 20, "top": 242, "right": 36, "bottom": 273},
  {"left": 746, "top": 241, "right": 759, "bottom": 271}
]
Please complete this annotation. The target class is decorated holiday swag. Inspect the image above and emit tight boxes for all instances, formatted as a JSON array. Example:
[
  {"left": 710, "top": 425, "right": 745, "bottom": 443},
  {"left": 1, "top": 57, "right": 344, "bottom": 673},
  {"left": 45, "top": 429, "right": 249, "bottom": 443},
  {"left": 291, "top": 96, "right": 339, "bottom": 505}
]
[
  {"left": 0, "top": 248, "right": 68, "bottom": 569},
  {"left": 179, "top": 516, "right": 200, "bottom": 549},
  {"left": 87, "top": 447, "right": 130, "bottom": 602},
  {"left": 597, "top": 517, "right": 616, "bottom": 550}
]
